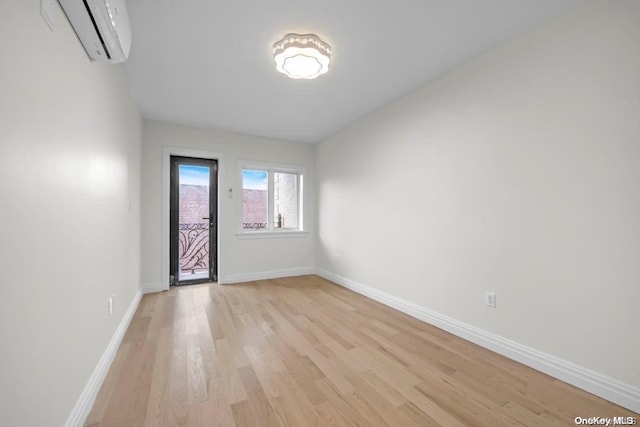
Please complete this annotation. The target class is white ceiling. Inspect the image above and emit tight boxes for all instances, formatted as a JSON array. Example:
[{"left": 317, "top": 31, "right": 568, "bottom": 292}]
[{"left": 124, "top": 0, "right": 576, "bottom": 143}]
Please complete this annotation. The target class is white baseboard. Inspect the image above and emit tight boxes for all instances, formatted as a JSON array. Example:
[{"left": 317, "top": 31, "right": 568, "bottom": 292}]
[
  {"left": 65, "top": 289, "right": 143, "bottom": 427},
  {"left": 142, "top": 283, "right": 166, "bottom": 294},
  {"left": 316, "top": 269, "right": 640, "bottom": 413},
  {"left": 144, "top": 266, "right": 316, "bottom": 290},
  {"left": 223, "top": 266, "right": 316, "bottom": 284}
]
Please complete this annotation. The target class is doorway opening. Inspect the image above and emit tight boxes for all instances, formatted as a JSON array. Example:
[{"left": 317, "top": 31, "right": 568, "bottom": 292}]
[{"left": 170, "top": 156, "right": 218, "bottom": 285}]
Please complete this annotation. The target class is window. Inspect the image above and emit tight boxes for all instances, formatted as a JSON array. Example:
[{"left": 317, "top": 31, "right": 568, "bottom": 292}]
[{"left": 239, "top": 162, "right": 305, "bottom": 234}]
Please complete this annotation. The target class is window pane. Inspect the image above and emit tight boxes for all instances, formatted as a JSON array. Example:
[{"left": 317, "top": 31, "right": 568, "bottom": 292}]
[
  {"left": 242, "top": 170, "right": 268, "bottom": 230},
  {"left": 178, "top": 164, "right": 210, "bottom": 280},
  {"left": 273, "top": 172, "right": 298, "bottom": 229}
]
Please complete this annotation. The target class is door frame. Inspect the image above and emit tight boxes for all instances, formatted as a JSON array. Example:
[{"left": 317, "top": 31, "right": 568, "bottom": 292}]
[{"left": 162, "top": 147, "right": 224, "bottom": 291}]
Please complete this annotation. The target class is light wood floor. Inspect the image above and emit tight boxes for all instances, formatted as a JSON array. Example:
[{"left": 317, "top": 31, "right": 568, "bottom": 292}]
[{"left": 86, "top": 275, "right": 637, "bottom": 426}]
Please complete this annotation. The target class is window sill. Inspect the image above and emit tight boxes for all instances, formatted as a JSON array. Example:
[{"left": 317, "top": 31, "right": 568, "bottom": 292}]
[{"left": 236, "top": 230, "right": 309, "bottom": 240}]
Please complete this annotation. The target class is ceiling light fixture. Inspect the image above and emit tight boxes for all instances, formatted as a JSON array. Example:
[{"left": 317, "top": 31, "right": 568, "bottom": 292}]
[{"left": 273, "top": 33, "right": 331, "bottom": 80}]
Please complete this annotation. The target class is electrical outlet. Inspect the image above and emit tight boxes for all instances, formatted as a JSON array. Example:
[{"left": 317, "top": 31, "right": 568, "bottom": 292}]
[{"left": 485, "top": 292, "right": 496, "bottom": 308}]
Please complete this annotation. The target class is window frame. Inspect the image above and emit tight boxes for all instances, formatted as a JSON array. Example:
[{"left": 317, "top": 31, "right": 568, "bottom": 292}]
[{"left": 237, "top": 160, "right": 306, "bottom": 238}]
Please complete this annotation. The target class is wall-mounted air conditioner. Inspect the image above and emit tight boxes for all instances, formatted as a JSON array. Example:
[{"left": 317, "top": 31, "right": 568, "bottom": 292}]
[{"left": 58, "top": 0, "right": 132, "bottom": 63}]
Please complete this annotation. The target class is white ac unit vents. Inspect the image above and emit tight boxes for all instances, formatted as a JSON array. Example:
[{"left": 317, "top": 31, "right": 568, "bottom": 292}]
[{"left": 58, "top": 0, "right": 132, "bottom": 63}]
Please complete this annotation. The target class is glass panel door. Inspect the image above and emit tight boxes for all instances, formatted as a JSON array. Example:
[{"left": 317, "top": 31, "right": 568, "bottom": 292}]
[
  {"left": 178, "top": 164, "right": 210, "bottom": 281},
  {"left": 170, "top": 156, "right": 218, "bottom": 285}
]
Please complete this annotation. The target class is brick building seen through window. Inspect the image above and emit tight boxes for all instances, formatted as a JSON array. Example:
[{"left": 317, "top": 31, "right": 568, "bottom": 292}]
[{"left": 241, "top": 168, "right": 300, "bottom": 231}]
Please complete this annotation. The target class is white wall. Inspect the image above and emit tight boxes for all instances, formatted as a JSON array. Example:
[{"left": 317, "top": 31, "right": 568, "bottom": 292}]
[
  {"left": 0, "top": 2, "right": 142, "bottom": 426},
  {"left": 141, "top": 121, "right": 315, "bottom": 287},
  {"left": 317, "top": 0, "right": 640, "bottom": 395}
]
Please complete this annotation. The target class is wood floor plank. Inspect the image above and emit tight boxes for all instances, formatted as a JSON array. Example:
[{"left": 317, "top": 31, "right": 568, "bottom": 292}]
[
  {"left": 213, "top": 338, "right": 248, "bottom": 404},
  {"left": 397, "top": 401, "right": 440, "bottom": 426},
  {"left": 86, "top": 275, "right": 639, "bottom": 426},
  {"left": 347, "top": 373, "right": 419, "bottom": 427},
  {"left": 187, "top": 343, "right": 207, "bottom": 404},
  {"left": 236, "top": 365, "right": 282, "bottom": 427},
  {"left": 143, "top": 326, "right": 173, "bottom": 427},
  {"left": 271, "top": 373, "right": 323, "bottom": 427},
  {"left": 188, "top": 398, "right": 235, "bottom": 427},
  {"left": 243, "top": 343, "right": 287, "bottom": 398},
  {"left": 360, "top": 371, "right": 406, "bottom": 407},
  {"left": 84, "top": 341, "right": 132, "bottom": 425},
  {"left": 314, "top": 400, "right": 352, "bottom": 427},
  {"left": 167, "top": 292, "right": 190, "bottom": 426},
  {"left": 269, "top": 335, "right": 327, "bottom": 405},
  {"left": 412, "top": 380, "right": 510, "bottom": 426},
  {"left": 100, "top": 303, "right": 159, "bottom": 423},
  {"left": 315, "top": 377, "right": 376, "bottom": 427}
]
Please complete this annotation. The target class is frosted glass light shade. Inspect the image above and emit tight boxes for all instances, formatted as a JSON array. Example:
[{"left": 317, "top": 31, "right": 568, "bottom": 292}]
[{"left": 273, "top": 33, "right": 331, "bottom": 79}]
